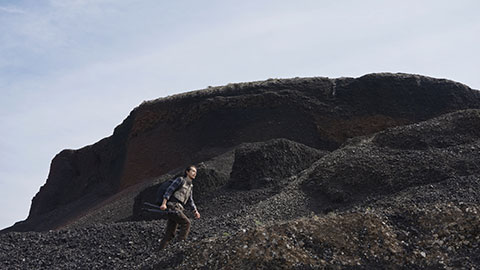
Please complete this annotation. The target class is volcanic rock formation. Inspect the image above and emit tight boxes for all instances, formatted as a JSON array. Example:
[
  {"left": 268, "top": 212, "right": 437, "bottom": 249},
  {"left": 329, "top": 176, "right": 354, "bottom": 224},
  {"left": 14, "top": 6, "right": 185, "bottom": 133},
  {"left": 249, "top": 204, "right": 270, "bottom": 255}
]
[
  {"left": 1, "top": 73, "right": 480, "bottom": 269},
  {"left": 7, "top": 73, "right": 480, "bottom": 233}
]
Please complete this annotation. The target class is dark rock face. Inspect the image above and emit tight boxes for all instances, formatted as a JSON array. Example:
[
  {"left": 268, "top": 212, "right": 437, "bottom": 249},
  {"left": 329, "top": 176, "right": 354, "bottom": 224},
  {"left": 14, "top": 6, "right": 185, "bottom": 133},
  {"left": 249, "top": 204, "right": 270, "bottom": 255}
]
[
  {"left": 9, "top": 119, "right": 133, "bottom": 232},
  {"left": 8, "top": 73, "right": 480, "bottom": 233},
  {"left": 372, "top": 109, "right": 480, "bottom": 149},
  {"left": 335, "top": 73, "right": 480, "bottom": 119},
  {"left": 229, "top": 139, "right": 328, "bottom": 189},
  {"left": 303, "top": 109, "right": 480, "bottom": 207}
]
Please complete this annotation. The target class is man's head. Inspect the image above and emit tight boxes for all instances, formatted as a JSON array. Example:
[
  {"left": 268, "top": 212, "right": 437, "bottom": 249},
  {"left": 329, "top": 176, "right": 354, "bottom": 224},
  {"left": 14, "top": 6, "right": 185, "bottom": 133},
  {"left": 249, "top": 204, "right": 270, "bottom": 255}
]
[{"left": 185, "top": 165, "right": 197, "bottom": 180}]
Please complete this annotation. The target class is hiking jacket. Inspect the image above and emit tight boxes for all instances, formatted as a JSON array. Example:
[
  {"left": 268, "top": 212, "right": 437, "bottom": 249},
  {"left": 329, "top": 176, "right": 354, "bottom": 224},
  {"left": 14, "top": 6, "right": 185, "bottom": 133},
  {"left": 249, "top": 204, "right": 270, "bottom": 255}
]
[{"left": 163, "top": 177, "right": 197, "bottom": 211}]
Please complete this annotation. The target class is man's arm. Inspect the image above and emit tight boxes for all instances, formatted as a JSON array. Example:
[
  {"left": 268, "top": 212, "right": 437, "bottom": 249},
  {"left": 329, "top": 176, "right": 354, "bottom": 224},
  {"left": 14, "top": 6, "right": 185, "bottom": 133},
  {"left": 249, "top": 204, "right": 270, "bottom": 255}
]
[
  {"left": 188, "top": 192, "right": 200, "bottom": 219},
  {"left": 159, "top": 178, "right": 183, "bottom": 210}
]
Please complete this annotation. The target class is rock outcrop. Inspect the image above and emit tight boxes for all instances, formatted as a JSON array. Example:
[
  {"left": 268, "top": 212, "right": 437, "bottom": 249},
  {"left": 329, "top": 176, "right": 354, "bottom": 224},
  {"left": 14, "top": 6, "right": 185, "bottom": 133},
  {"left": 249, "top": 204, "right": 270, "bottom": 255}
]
[{"left": 229, "top": 139, "right": 328, "bottom": 190}]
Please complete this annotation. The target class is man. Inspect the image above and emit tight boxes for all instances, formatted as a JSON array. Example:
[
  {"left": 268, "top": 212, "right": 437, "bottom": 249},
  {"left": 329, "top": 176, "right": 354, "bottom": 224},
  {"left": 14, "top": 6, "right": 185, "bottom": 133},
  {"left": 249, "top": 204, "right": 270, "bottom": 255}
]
[{"left": 159, "top": 165, "right": 201, "bottom": 249}]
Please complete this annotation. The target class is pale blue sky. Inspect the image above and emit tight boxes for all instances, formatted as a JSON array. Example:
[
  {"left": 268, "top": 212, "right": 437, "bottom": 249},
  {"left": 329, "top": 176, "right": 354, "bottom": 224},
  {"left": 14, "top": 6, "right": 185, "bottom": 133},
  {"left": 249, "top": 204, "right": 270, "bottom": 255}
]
[{"left": 1, "top": 0, "right": 479, "bottom": 229}]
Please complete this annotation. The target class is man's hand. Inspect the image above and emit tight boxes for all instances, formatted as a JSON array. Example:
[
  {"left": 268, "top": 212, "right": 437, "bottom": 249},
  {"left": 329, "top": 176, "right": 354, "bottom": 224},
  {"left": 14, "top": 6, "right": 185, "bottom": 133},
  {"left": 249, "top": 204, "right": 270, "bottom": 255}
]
[
  {"left": 160, "top": 198, "right": 167, "bottom": 210},
  {"left": 194, "top": 210, "right": 201, "bottom": 219}
]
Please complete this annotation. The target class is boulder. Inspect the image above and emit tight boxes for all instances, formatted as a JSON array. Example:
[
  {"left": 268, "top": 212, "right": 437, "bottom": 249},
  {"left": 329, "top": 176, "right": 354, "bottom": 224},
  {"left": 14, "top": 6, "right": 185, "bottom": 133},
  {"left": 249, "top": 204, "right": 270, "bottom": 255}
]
[{"left": 229, "top": 139, "right": 328, "bottom": 189}]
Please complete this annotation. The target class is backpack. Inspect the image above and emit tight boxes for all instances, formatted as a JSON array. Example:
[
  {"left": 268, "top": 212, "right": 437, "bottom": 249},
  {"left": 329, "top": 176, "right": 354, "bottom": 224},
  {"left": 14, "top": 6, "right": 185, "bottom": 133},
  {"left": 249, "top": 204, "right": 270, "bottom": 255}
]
[{"left": 155, "top": 177, "right": 183, "bottom": 205}]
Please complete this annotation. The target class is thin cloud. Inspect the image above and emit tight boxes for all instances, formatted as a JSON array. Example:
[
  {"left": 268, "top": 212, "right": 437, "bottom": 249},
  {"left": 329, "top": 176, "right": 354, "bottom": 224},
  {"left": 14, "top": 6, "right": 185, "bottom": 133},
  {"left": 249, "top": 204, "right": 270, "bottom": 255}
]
[{"left": 0, "top": 6, "right": 26, "bottom": 14}]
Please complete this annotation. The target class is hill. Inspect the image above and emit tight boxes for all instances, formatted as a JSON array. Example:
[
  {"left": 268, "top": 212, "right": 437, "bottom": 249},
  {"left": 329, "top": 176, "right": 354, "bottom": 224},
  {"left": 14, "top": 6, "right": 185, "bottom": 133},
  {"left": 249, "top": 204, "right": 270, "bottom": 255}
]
[{"left": 1, "top": 73, "right": 480, "bottom": 269}]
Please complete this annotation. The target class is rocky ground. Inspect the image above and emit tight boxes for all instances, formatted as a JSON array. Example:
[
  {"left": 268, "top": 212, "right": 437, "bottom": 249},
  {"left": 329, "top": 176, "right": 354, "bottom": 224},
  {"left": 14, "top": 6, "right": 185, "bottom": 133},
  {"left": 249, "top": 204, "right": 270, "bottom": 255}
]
[{"left": 1, "top": 109, "right": 480, "bottom": 269}]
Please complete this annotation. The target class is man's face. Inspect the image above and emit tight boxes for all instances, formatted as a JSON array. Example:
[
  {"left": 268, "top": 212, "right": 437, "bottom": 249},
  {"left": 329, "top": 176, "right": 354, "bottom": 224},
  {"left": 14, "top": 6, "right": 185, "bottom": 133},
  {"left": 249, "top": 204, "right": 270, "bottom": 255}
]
[{"left": 187, "top": 167, "right": 197, "bottom": 179}]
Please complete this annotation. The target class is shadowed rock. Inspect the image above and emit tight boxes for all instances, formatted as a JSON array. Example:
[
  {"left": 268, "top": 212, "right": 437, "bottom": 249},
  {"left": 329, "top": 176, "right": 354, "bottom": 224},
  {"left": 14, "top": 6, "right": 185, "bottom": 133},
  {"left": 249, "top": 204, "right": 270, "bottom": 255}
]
[
  {"left": 303, "top": 109, "right": 480, "bottom": 207},
  {"left": 229, "top": 139, "right": 328, "bottom": 190}
]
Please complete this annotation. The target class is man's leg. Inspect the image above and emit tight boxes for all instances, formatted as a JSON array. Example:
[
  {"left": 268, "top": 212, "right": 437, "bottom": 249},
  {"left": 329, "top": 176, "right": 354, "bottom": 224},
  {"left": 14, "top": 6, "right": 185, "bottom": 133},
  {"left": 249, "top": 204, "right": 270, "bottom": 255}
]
[
  {"left": 171, "top": 210, "right": 191, "bottom": 241},
  {"left": 159, "top": 218, "right": 178, "bottom": 249}
]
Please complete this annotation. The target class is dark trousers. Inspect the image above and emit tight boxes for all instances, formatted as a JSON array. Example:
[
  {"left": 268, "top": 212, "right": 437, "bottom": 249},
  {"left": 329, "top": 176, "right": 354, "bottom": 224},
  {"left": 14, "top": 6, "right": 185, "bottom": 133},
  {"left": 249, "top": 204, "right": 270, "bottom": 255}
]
[{"left": 159, "top": 203, "right": 191, "bottom": 249}]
